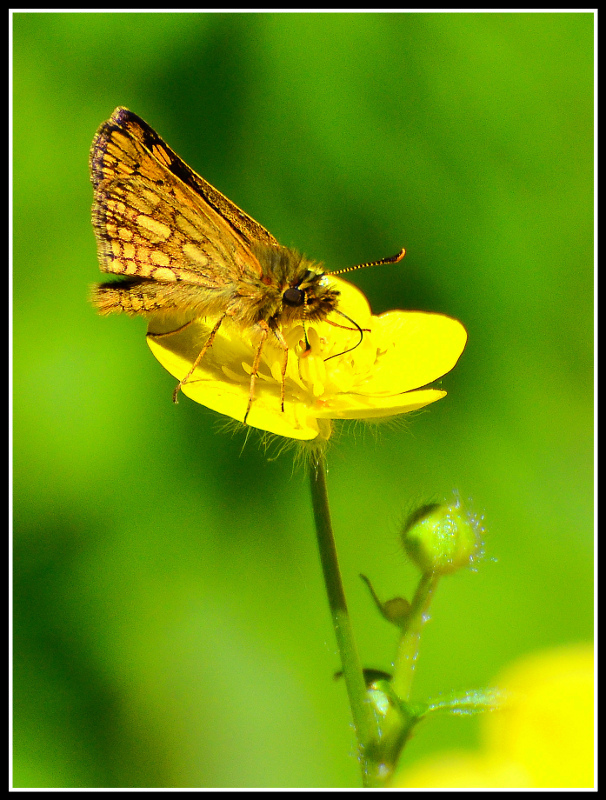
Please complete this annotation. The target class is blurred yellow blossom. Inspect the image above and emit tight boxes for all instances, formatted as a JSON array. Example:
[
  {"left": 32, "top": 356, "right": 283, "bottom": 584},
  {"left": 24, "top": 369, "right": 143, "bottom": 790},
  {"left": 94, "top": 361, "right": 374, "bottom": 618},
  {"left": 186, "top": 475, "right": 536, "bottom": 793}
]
[
  {"left": 392, "top": 643, "right": 594, "bottom": 789},
  {"left": 147, "top": 276, "right": 467, "bottom": 440}
]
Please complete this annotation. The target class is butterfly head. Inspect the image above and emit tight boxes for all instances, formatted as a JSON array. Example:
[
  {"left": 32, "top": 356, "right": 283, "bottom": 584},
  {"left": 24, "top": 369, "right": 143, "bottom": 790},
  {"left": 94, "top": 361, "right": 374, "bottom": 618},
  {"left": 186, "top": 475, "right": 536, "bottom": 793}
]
[
  {"left": 281, "top": 269, "right": 340, "bottom": 323},
  {"left": 254, "top": 244, "right": 340, "bottom": 326}
]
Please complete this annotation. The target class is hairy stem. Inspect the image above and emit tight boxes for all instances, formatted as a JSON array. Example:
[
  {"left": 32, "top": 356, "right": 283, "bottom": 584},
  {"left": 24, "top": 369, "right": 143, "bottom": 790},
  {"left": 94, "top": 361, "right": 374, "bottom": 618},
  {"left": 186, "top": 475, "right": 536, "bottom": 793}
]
[{"left": 309, "top": 453, "right": 379, "bottom": 786}]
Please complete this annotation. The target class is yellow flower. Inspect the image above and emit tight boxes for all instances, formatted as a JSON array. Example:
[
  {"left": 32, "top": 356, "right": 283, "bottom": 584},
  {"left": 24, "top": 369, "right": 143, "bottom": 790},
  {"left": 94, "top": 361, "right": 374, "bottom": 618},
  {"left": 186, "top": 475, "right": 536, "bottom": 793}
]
[
  {"left": 392, "top": 644, "right": 595, "bottom": 789},
  {"left": 146, "top": 276, "right": 467, "bottom": 441}
]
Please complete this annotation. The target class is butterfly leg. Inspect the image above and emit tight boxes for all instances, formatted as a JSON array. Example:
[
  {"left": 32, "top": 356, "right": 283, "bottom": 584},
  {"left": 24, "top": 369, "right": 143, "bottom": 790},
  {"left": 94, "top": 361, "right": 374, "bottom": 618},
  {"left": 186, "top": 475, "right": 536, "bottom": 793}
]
[
  {"left": 270, "top": 328, "right": 290, "bottom": 413},
  {"left": 146, "top": 319, "right": 196, "bottom": 339},
  {"left": 166, "top": 314, "right": 227, "bottom": 403},
  {"left": 244, "top": 324, "right": 291, "bottom": 424},
  {"left": 244, "top": 323, "right": 271, "bottom": 425}
]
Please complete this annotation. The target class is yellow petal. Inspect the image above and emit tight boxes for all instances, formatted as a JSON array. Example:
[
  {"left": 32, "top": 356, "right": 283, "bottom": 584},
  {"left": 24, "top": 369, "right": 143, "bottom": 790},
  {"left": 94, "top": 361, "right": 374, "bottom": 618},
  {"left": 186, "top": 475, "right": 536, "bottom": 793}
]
[
  {"left": 485, "top": 644, "right": 595, "bottom": 789},
  {"left": 359, "top": 312, "right": 468, "bottom": 395},
  {"left": 313, "top": 388, "right": 447, "bottom": 420},
  {"left": 392, "top": 644, "right": 594, "bottom": 789}
]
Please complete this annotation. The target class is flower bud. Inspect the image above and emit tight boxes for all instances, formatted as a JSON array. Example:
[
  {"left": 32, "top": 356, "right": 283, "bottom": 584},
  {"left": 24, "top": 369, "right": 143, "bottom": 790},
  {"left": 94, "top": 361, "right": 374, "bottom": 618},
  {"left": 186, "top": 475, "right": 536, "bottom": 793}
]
[
  {"left": 401, "top": 494, "right": 484, "bottom": 576},
  {"left": 382, "top": 597, "right": 411, "bottom": 628}
]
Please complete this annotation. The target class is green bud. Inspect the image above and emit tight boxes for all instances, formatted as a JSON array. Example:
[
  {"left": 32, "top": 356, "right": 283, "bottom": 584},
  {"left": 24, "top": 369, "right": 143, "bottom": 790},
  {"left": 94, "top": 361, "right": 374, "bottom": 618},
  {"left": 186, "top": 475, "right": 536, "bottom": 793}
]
[
  {"left": 401, "top": 494, "right": 484, "bottom": 576},
  {"left": 360, "top": 573, "right": 411, "bottom": 628},
  {"left": 382, "top": 597, "right": 411, "bottom": 627}
]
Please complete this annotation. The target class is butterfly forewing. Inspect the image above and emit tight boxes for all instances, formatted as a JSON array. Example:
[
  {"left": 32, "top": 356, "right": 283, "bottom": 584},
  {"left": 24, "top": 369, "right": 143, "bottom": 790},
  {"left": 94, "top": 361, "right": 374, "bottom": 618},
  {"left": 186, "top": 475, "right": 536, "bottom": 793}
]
[{"left": 90, "top": 108, "right": 277, "bottom": 294}]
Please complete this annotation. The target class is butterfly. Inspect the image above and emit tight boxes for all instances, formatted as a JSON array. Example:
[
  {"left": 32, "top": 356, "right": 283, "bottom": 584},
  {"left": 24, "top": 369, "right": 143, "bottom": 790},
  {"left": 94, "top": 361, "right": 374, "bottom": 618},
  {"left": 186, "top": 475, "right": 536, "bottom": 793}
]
[{"left": 90, "top": 107, "right": 405, "bottom": 422}]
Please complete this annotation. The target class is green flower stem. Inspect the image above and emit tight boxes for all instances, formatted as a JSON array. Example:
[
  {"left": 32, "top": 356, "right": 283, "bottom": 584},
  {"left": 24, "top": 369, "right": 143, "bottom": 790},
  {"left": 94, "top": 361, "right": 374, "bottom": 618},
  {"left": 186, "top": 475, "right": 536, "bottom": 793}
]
[
  {"left": 309, "top": 454, "right": 378, "bottom": 785},
  {"left": 391, "top": 573, "right": 440, "bottom": 702}
]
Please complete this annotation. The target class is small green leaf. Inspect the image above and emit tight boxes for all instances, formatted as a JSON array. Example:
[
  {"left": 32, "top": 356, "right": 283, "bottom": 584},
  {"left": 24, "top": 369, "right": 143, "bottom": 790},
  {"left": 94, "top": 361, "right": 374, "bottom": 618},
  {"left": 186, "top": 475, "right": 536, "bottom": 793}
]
[{"left": 423, "top": 687, "right": 505, "bottom": 718}]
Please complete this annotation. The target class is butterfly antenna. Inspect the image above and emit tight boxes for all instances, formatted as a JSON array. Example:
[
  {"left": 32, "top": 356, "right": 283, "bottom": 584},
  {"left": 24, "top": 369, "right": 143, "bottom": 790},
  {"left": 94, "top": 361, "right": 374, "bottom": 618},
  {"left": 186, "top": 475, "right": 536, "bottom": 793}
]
[
  {"left": 322, "top": 247, "right": 405, "bottom": 361},
  {"left": 330, "top": 247, "right": 406, "bottom": 276}
]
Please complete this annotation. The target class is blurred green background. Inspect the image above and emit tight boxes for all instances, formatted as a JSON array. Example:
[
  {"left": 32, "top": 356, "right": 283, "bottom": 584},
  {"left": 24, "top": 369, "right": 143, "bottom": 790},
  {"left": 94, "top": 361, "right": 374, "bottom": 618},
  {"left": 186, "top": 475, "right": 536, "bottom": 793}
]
[{"left": 13, "top": 11, "right": 594, "bottom": 789}]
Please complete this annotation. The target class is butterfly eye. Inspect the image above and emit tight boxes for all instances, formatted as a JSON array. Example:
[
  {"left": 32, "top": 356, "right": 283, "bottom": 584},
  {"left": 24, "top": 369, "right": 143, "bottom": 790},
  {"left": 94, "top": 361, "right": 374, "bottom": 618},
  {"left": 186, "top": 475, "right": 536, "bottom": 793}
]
[{"left": 283, "top": 287, "right": 305, "bottom": 306}]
